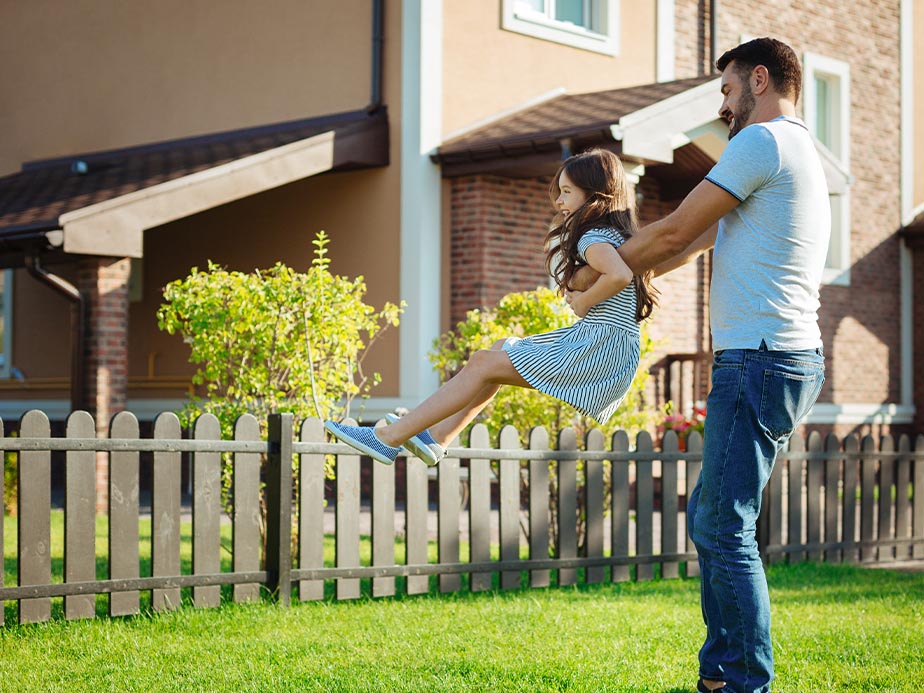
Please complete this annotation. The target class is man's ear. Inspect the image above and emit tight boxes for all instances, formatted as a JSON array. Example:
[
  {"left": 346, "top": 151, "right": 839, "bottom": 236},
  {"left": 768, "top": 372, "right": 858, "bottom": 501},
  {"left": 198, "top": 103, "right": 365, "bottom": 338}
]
[{"left": 751, "top": 65, "right": 771, "bottom": 95}]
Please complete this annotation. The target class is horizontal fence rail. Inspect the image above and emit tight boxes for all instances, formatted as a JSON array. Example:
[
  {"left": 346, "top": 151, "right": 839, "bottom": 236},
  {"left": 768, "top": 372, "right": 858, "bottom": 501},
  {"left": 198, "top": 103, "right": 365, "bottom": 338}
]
[{"left": 1, "top": 409, "right": 922, "bottom": 625}]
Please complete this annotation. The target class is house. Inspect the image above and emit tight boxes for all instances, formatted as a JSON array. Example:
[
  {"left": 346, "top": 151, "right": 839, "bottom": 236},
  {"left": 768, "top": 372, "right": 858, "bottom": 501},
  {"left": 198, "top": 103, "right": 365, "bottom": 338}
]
[{"left": 1, "top": 2, "right": 922, "bottom": 508}]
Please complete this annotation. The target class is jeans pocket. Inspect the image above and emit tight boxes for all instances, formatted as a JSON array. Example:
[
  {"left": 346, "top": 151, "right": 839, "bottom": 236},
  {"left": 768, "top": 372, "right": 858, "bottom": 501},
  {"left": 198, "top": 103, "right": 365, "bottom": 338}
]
[{"left": 758, "top": 368, "right": 824, "bottom": 440}]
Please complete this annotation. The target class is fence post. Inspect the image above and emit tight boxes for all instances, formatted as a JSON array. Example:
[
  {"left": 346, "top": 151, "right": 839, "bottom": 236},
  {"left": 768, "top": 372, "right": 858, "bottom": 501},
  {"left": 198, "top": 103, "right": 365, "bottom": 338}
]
[{"left": 266, "top": 413, "right": 293, "bottom": 606}]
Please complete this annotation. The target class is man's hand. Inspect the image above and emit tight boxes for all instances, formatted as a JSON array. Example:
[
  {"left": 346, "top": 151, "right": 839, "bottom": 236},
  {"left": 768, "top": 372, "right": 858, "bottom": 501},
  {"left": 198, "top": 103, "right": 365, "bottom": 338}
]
[{"left": 571, "top": 265, "right": 601, "bottom": 291}]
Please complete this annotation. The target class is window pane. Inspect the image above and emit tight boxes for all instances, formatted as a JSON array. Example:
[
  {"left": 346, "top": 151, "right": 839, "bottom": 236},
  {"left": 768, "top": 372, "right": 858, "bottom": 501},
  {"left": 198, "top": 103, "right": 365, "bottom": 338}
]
[
  {"left": 555, "top": 0, "right": 586, "bottom": 27},
  {"left": 814, "top": 76, "right": 832, "bottom": 150},
  {"left": 825, "top": 194, "right": 840, "bottom": 270}
]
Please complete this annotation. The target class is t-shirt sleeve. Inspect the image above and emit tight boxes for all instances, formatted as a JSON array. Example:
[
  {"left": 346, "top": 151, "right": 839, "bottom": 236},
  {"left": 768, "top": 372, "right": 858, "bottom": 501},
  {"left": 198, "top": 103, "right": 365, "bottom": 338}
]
[
  {"left": 705, "top": 124, "right": 780, "bottom": 202},
  {"left": 577, "top": 229, "right": 625, "bottom": 263}
]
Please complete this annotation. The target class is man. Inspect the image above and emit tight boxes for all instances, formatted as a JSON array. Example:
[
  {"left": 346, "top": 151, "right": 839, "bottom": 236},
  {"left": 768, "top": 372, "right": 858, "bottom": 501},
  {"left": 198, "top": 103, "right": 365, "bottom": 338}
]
[{"left": 572, "top": 38, "right": 829, "bottom": 693}]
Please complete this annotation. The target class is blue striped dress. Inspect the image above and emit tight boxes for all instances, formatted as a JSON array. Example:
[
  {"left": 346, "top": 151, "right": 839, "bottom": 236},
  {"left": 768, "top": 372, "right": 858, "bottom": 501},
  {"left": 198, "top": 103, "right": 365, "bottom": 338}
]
[{"left": 503, "top": 227, "right": 640, "bottom": 424}]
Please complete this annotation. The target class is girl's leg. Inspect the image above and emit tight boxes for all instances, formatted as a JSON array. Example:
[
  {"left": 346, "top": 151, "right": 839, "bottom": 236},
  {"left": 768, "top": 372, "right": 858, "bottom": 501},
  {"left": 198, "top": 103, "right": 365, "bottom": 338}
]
[{"left": 377, "top": 339, "right": 530, "bottom": 448}]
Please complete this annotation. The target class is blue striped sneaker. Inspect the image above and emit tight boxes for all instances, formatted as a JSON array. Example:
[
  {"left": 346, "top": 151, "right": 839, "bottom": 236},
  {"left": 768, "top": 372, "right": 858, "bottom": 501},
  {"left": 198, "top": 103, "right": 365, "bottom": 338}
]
[
  {"left": 385, "top": 413, "right": 446, "bottom": 467},
  {"left": 324, "top": 421, "right": 401, "bottom": 466}
]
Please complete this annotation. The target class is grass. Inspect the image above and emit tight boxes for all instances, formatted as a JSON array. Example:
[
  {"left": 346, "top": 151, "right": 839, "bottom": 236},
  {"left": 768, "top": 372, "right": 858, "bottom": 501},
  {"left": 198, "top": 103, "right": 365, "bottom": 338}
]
[{"left": 2, "top": 515, "right": 923, "bottom": 692}]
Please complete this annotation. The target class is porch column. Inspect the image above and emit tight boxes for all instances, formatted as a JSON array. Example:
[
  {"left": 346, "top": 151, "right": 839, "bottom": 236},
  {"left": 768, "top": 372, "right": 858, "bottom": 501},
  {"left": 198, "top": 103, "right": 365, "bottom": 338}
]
[{"left": 77, "top": 256, "right": 131, "bottom": 512}]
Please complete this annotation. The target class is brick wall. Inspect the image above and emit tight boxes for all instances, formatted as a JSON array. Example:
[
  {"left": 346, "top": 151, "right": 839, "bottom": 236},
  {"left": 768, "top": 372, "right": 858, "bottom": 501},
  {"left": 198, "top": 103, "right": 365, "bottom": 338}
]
[
  {"left": 449, "top": 175, "right": 553, "bottom": 326},
  {"left": 77, "top": 256, "right": 131, "bottom": 511}
]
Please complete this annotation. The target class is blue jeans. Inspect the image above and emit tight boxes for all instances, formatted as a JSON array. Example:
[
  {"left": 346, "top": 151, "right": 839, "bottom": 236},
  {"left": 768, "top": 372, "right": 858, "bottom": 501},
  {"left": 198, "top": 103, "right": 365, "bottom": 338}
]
[{"left": 688, "top": 345, "right": 824, "bottom": 693}]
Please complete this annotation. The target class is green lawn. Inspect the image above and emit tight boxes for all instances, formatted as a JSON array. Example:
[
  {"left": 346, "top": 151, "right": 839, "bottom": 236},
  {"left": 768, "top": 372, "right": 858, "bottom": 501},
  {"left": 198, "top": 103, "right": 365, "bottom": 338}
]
[{"left": 2, "top": 514, "right": 923, "bottom": 692}]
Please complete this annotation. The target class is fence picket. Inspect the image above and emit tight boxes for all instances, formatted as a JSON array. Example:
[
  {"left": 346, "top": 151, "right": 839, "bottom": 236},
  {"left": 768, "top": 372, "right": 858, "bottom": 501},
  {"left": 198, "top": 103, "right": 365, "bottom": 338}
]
[
  {"left": 438, "top": 448, "right": 461, "bottom": 594},
  {"left": 787, "top": 435, "right": 805, "bottom": 563},
  {"left": 468, "top": 424, "right": 492, "bottom": 592},
  {"left": 823, "top": 433, "right": 841, "bottom": 563},
  {"left": 528, "top": 427, "right": 551, "bottom": 588},
  {"left": 841, "top": 435, "right": 860, "bottom": 564},
  {"left": 636, "top": 431, "right": 654, "bottom": 581},
  {"left": 660, "top": 431, "right": 679, "bottom": 579},
  {"left": 585, "top": 429, "right": 605, "bottom": 584},
  {"left": 232, "top": 414, "right": 261, "bottom": 603},
  {"left": 610, "top": 430, "right": 630, "bottom": 583},
  {"left": 878, "top": 435, "right": 896, "bottom": 562},
  {"left": 299, "top": 418, "right": 326, "bottom": 601},
  {"left": 152, "top": 412, "right": 181, "bottom": 612},
  {"left": 860, "top": 435, "right": 877, "bottom": 563},
  {"left": 557, "top": 428, "right": 578, "bottom": 587},
  {"left": 335, "top": 419, "right": 361, "bottom": 601},
  {"left": 372, "top": 433, "right": 397, "bottom": 598},
  {"left": 110, "top": 411, "right": 141, "bottom": 616},
  {"left": 806, "top": 431, "right": 823, "bottom": 563},
  {"left": 405, "top": 454, "right": 429, "bottom": 596},
  {"left": 64, "top": 411, "right": 96, "bottom": 620},
  {"left": 19, "top": 410, "right": 51, "bottom": 624},
  {"left": 895, "top": 435, "right": 912, "bottom": 561},
  {"left": 685, "top": 432, "right": 702, "bottom": 577},
  {"left": 914, "top": 435, "right": 924, "bottom": 561},
  {"left": 192, "top": 414, "right": 222, "bottom": 608},
  {"left": 499, "top": 426, "right": 521, "bottom": 590}
]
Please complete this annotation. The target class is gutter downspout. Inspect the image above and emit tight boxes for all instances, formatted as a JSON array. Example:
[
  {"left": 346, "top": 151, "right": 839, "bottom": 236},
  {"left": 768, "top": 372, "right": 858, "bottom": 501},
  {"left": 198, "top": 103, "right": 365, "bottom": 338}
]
[
  {"left": 367, "top": 0, "right": 385, "bottom": 113},
  {"left": 25, "top": 255, "right": 86, "bottom": 413},
  {"left": 709, "top": 0, "right": 719, "bottom": 72}
]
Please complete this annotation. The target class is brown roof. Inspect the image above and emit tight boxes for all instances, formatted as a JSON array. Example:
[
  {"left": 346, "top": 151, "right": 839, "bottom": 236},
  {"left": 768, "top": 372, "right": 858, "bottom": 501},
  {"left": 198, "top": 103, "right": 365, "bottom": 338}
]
[
  {"left": 434, "top": 75, "right": 717, "bottom": 175},
  {"left": 0, "top": 108, "right": 388, "bottom": 256}
]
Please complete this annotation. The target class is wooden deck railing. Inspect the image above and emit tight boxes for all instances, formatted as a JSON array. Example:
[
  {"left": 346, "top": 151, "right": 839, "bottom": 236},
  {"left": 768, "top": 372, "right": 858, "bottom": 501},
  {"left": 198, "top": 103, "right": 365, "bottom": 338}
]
[{"left": 1, "top": 410, "right": 922, "bottom": 625}]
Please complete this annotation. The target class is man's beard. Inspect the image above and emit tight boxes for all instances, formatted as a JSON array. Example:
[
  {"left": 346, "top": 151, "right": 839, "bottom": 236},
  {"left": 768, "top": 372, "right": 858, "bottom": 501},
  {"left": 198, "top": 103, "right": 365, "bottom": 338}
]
[{"left": 728, "top": 83, "right": 756, "bottom": 140}]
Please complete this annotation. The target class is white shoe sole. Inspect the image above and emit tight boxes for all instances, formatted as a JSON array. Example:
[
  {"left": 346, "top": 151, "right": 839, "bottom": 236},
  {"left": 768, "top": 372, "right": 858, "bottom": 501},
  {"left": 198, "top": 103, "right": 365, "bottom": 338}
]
[
  {"left": 324, "top": 421, "right": 396, "bottom": 466},
  {"left": 384, "top": 413, "right": 442, "bottom": 466}
]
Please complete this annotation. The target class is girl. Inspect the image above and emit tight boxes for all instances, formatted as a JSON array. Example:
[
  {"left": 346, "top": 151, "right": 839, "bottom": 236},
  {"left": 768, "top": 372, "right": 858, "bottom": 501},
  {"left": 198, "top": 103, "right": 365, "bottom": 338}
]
[{"left": 325, "top": 148, "right": 658, "bottom": 465}]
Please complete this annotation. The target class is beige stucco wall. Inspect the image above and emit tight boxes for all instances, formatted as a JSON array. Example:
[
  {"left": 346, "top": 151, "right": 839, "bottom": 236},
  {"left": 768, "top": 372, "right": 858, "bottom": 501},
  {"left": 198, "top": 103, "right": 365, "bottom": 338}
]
[
  {"left": 0, "top": 0, "right": 372, "bottom": 176},
  {"left": 915, "top": 0, "right": 924, "bottom": 209},
  {"left": 442, "top": 1, "right": 658, "bottom": 137}
]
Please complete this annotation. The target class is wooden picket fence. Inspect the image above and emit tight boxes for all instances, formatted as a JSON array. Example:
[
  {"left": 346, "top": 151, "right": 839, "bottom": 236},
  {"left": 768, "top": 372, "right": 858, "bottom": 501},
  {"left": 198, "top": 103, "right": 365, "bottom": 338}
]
[{"left": 1, "top": 409, "right": 922, "bottom": 626}]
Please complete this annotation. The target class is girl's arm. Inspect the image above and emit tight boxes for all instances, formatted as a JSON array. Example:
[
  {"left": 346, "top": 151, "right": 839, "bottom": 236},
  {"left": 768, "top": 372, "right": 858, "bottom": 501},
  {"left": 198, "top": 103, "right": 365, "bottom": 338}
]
[{"left": 565, "top": 242, "right": 632, "bottom": 318}]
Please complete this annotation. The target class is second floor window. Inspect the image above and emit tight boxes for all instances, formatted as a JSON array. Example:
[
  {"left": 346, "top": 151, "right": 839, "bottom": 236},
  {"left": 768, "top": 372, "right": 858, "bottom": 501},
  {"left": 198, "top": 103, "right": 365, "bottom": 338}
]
[{"left": 503, "top": 0, "right": 620, "bottom": 56}]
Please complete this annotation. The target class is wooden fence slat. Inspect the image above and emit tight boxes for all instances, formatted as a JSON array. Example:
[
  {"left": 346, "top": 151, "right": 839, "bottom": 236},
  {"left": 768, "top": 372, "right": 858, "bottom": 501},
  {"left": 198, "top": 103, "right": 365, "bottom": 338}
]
[
  {"left": 438, "top": 448, "right": 461, "bottom": 594},
  {"left": 660, "top": 431, "right": 680, "bottom": 579},
  {"left": 787, "top": 435, "right": 806, "bottom": 563},
  {"left": 468, "top": 425, "right": 492, "bottom": 593},
  {"left": 19, "top": 410, "right": 51, "bottom": 624},
  {"left": 232, "top": 414, "right": 261, "bottom": 603},
  {"left": 528, "top": 427, "right": 551, "bottom": 588},
  {"left": 685, "top": 432, "right": 702, "bottom": 578},
  {"left": 192, "top": 414, "right": 222, "bottom": 608},
  {"left": 372, "top": 427, "right": 397, "bottom": 599},
  {"left": 859, "top": 435, "right": 877, "bottom": 563},
  {"left": 65, "top": 411, "right": 97, "bottom": 620},
  {"left": 806, "top": 431, "right": 823, "bottom": 563},
  {"left": 265, "top": 414, "right": 293, "bottom": 606},
  {"left": 299, "top": 417, "right": 326, "bottom": 601},
  {"left": 878, "top": 435, "right": 896, "bottom": 562},
  {"left": 405, "top": 454, "right": 429, "bottom": 596},
  {"left": 152, "top": 412, "right": 181, "bottom": 612},
  {"left": 110, "top": 411, "right": 141, "bottom": 616},
  {"left": 335, "top": 418, "right": 361, "bottom": 601},
  {"left": 636, "top": 432, "right": 654, "bottom": 581},
  {"left": 557, "top": 428, "right": 578, "bottom": 587},
  {"left": 841, "top": 435, "right": 860, "bottom": 564},
  {"left": 499, "top": 426, "right": 521, "bottom": 590},
  {"left": 0, "top": 417, "right": 4, "bottom": 625},
  {"left": 585, "top": 429, "right": 605, "bottom": 585},
  {"left": 823, "top": 434, "right": 842, "bottom": 564},
  {"left": 895, "top": 435, "right": 912, "bottom": 560},
  {"left": 914, "top": 435, "right": 924, "bottom": 560}
]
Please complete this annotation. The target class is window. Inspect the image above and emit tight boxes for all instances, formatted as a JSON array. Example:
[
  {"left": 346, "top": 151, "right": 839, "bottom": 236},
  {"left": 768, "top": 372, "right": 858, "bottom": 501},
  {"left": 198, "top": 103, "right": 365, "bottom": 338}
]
[
  {"left": 502, "top": 0, "right": 620, "bottom": 56},
  {"left": 0, "top": 270, "right": 12, "bottom": 378},
  {"left": 803, "top": 53, "right": 851, "bottom": 285}
]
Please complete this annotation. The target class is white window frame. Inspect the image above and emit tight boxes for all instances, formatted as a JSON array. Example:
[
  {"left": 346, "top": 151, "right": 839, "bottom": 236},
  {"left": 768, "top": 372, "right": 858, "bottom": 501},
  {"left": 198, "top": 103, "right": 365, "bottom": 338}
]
[
  {"left": 0, "top": 269, "right": 13, "bottom": 378},
  {"left": 502, "top": 0, "right": 620, "bottom": 56},
  {"left": 803, "top": 52, "right": 851, "bottom": 286}
]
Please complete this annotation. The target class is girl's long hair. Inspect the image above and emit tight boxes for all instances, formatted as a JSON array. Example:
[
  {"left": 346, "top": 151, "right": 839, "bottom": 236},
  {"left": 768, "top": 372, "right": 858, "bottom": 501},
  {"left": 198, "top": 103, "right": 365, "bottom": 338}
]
[{"left": 544, "top": 148, "right": 658, "bottom": 322}]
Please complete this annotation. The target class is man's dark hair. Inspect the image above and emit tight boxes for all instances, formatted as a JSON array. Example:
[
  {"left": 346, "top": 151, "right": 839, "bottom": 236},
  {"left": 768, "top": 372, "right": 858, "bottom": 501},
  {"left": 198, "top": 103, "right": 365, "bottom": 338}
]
[{"left": 716, "top": 37, "right": 802, "bottom": 104}]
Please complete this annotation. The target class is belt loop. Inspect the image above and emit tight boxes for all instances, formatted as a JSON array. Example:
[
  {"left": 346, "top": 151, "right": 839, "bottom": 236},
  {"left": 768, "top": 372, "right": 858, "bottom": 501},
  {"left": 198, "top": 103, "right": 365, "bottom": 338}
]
[{"left": 758, "top": 339, "right": 768, "bottom": 352}]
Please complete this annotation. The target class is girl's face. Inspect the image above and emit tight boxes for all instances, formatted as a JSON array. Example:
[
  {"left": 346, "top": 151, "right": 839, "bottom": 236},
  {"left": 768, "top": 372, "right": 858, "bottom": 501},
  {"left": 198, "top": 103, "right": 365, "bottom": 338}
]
[{"left": 556, "top": 170, "right": 588, "bottom": 218}]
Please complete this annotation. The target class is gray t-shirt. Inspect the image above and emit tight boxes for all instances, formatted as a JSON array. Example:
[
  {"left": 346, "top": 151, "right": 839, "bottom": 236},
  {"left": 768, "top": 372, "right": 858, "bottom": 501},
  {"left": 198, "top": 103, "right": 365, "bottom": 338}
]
[{"left": 705, "top": 115, "right": 830, "bottom": 351}]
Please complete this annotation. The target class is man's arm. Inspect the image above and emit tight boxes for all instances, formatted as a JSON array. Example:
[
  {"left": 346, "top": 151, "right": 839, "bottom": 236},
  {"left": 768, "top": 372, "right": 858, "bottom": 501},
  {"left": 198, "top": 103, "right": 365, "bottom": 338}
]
[{"left": 618, "top": 179, "right": 740, "bottom": 275}]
